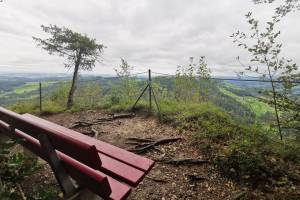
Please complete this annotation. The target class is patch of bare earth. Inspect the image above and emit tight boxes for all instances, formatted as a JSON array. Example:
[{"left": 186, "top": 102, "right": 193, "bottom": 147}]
[{"left": 37, "top": 109, "right": 246, "bottom": 200}]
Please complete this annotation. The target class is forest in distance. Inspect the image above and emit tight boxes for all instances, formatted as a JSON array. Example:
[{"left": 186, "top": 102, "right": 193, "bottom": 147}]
[{"left": 1, "top": 71, "right": 298, "bottom": 127}]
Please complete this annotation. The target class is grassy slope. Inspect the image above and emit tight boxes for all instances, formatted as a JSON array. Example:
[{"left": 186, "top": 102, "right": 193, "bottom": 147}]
[
  {"left": 218, "top": 86, "right": 274, "bottom": 117},
  {"left": 14, "top": 82, "right": 39, "bottom": 94},
  {"left": 0, "top": 81, "right": 56, "bottom": 99},
  {"left": 13, "top": 81, "right": 56, "bottom": 94}
]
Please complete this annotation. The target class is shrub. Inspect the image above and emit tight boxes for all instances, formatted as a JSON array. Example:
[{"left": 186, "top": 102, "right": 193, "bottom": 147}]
[
  {"left": 9, "top": 99, "right": 40, "bottom": 114},
  {"left": 28, "top": 185, "right": 61, "bottom": 200},
  {"left": 215, "top": 128, "right": 300, "bottom": 187},
  {"left": 0, "top": 139, "right": 39, "bottom": 199}
]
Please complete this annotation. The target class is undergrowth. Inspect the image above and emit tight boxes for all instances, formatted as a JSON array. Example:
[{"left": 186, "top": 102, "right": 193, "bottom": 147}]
[
  {"left": 119, "top": 99, "right": 300, "bottom": 198},
  {"left": 4, "top": 78, "right": 300, "bottom": 199}
]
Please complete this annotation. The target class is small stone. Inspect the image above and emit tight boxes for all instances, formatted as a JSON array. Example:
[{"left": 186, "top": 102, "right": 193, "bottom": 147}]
[{"left": 230, "top": 168, "right": 236, "bottom": 173}]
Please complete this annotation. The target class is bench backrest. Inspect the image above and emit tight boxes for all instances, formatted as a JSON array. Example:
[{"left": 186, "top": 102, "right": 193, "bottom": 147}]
[
  {"left": 0, "top": 107, "right": 102, "bottom": 170},
  {"left": 0, "top": 120, "right": 113, "bottom": 198}
]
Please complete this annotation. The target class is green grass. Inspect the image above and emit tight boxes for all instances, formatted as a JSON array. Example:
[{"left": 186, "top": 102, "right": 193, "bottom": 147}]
[
  {"left": 218, "top": 86, "right": 274, "bottom": 117},
  {"left": 0, "top": 81, "right": 57, "bottom": 99},
  {"left": 8, "top": 81, "right": 103, "bottom": 115},
  {"left": 223, "top": 82, "right": 242, "bottom": 90},
  {"left": 14, "top": 82, "right": 39, "bottom": 94},
  {"left": 13, "top": 81, "right": 56, "bottom": 94}
]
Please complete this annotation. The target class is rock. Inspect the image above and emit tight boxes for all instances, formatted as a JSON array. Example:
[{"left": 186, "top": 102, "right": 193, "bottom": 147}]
[{"left": 230, "top": 168, "right": 236, "bottom": 173}]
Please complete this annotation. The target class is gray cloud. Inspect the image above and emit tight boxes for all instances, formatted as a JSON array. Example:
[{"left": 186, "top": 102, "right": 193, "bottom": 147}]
[{"left": 0, "top": 0, "right": 299, "bottom": 75}]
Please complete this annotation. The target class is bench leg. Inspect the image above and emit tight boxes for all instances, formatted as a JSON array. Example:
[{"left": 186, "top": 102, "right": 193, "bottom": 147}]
[{"left": 38, "top": 134, "right": 78, "bottom": 198}]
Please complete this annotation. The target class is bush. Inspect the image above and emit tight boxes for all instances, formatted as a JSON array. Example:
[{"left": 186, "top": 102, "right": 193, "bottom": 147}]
[
  {"left": 9, "top": 99, "right": 40, "bottom": 114},
  {"left": 215, "top": 128, "right": 300, "bottom": 187},
  {"left": 28, "top": 185, "right": 61, "bottom": 200},
  {"left": 158, "top": 101, "right": 241, "bottom": 142},
  {"left": 156, "top": 100, "right": 300, "bottom": 193},
  {"left": 73, "top": 83, "right": 102, "bottom": 109},
  {"left": 0, "top": 139, "right": 39, "bottom": 199}
]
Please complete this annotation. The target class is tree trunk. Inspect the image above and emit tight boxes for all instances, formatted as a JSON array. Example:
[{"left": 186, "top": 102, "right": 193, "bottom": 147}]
[
  {"left": 67, "top": 50, "right": 82, "bottom": 108},
  {"left": 266, "top": 61, "right": 283, "bottom": 140}
]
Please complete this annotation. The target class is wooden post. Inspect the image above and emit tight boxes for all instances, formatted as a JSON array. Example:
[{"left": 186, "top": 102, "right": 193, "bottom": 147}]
[
  {"left": 39, "top": 82, "right": 42, "bottom": 114},
  {"left": 148, "top": 69, "right": 152, "bottom": 112}
]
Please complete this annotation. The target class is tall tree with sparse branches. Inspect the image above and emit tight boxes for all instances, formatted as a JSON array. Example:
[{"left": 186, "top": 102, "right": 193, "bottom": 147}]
[
  {"left": 232, "top": 0, "right": 299, "bottom": 140},
  {"left": 33, "top": 24, "right": 105, "bottom": 108}
]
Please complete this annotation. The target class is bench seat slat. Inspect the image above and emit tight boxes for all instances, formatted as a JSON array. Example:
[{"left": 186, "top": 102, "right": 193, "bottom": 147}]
[
  {"left": 99, "top": 153, "right": 145, "bottom": 186},
  {"left": 21, "top": 114, "right": 148, "bottom": 186},
  {"left": 0, "top": 121, "right": 131, "bottom": 200},
  {"left": 22, "top": 114, "right": 155, "bottom": 173}
]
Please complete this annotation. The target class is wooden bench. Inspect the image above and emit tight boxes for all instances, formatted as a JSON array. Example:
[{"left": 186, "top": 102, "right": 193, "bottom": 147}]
[{"left": 0, "top": 107, "right": 154, "bottom": 200}]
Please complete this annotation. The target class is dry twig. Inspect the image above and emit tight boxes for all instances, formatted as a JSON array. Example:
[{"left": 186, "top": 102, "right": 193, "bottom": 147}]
[
  {"left": 146, "top": 176, "right": 168, "bottom": 183},
  {"left": 231, "top": 191, "right": 246, "bottom": 200},
  {"left": 156, "top": 158, "right": 209, "bottom": 166},
  {"left": 69, "top": 113, "right": 134, "bottom": 128},
  {"left": 16, "top": 183, "right": 26, "bottom": 200},
  {"left": 186, "top": 174, "right": 207, "bottom": 182},
  {"left": 126, "top": 137, "right": 182, "bottom": 154}
]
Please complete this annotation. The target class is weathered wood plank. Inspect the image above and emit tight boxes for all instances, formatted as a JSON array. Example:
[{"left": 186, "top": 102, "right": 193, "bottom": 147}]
[{"left": 0, "top": 107, "right": 102, "bottom": 170}]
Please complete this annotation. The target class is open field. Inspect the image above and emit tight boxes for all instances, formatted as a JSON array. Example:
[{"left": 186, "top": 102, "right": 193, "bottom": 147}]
[
  {"left": 0, "top": 77, "right": 62, "bottom": 106},
  {"left": 218, "top": 85, "right": 274, "bottom": 117},
  {"left": 13, "top": 81, "right": 57, "bottom": 94}
]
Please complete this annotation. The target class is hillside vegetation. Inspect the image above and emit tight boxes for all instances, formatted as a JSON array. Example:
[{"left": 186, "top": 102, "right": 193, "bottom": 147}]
[{"left": 2, "top": 60, "right": 299, "bottom": 199}]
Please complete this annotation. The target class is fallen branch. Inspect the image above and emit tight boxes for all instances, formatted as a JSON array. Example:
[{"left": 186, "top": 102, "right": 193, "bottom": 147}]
[
  {"left": 126, "top": 137, "right": 154, "bottom": 143},
  {"left": 125, "top": 142, "right": 153, "bottom": 148},
  {"left": 69, "top": 114, "right": 133, "bottom": 128},
  {"left": 127, "top": 137, "right": 182, "bottom": 154},
  {"left": 95, "top": 113, "right": 136, "bottom": 122},
  {"left": 157, "top": 158, "right": 209, "bottom": 166},
  {"left": 112, "top": 113, "right": 136, "bottom": 119},
  {"left": 80, "top": 127, "right": 105, "bottom": 138},
  {"left": 16, "top": 183, "right": 26, "bottom": 200},
  {"left": 70, "top": 121, "right": 92, "bottom": 128},
  {"left": 91, "top": 128, "right": 99, "bottom": 138},
  {"left": 231, "top": 191, "right": 246, "bottom": 200},
  {"left": 287, "top": 173, "right": 300, "bottom": 183},
  {"left": 69, "top": 121, "right": 115, "bottom": 129},
  {"left": 146, "top": 176, "right": 168, "bottom": 183},
  {"left": 186, "top": 174, "right": 207, "bottom": 182}
]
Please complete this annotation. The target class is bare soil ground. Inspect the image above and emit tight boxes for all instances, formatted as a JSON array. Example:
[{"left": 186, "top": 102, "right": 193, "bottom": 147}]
[
  {"left": 23, "top": 109, "right": 253, "bottom": 200},
  {"left": 23, "top": 108, "right": 298, "bottom": 200}
]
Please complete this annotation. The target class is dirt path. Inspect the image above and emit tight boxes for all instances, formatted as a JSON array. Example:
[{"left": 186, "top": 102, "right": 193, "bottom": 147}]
[{"left": 41, "top": 109, "right": 245, "bottom": 200}]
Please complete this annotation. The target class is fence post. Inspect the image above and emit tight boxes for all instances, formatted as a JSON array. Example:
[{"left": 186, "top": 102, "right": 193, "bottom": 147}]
[
  {"left": 148, "top": 69, "right": 152, "bottom": 112},
  {"left": 39, "top": 82, "right": 42, "bottom": 114}
]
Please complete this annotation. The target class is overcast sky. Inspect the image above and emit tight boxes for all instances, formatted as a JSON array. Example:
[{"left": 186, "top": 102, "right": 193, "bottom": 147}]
[{"left": 0, "top": 0, "right": 299, "bottom": 76}]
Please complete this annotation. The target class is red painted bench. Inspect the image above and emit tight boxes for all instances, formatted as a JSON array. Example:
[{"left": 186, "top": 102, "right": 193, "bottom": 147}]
[{"left": 0, "top": 107, "right": 154, "bottom": 200}]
